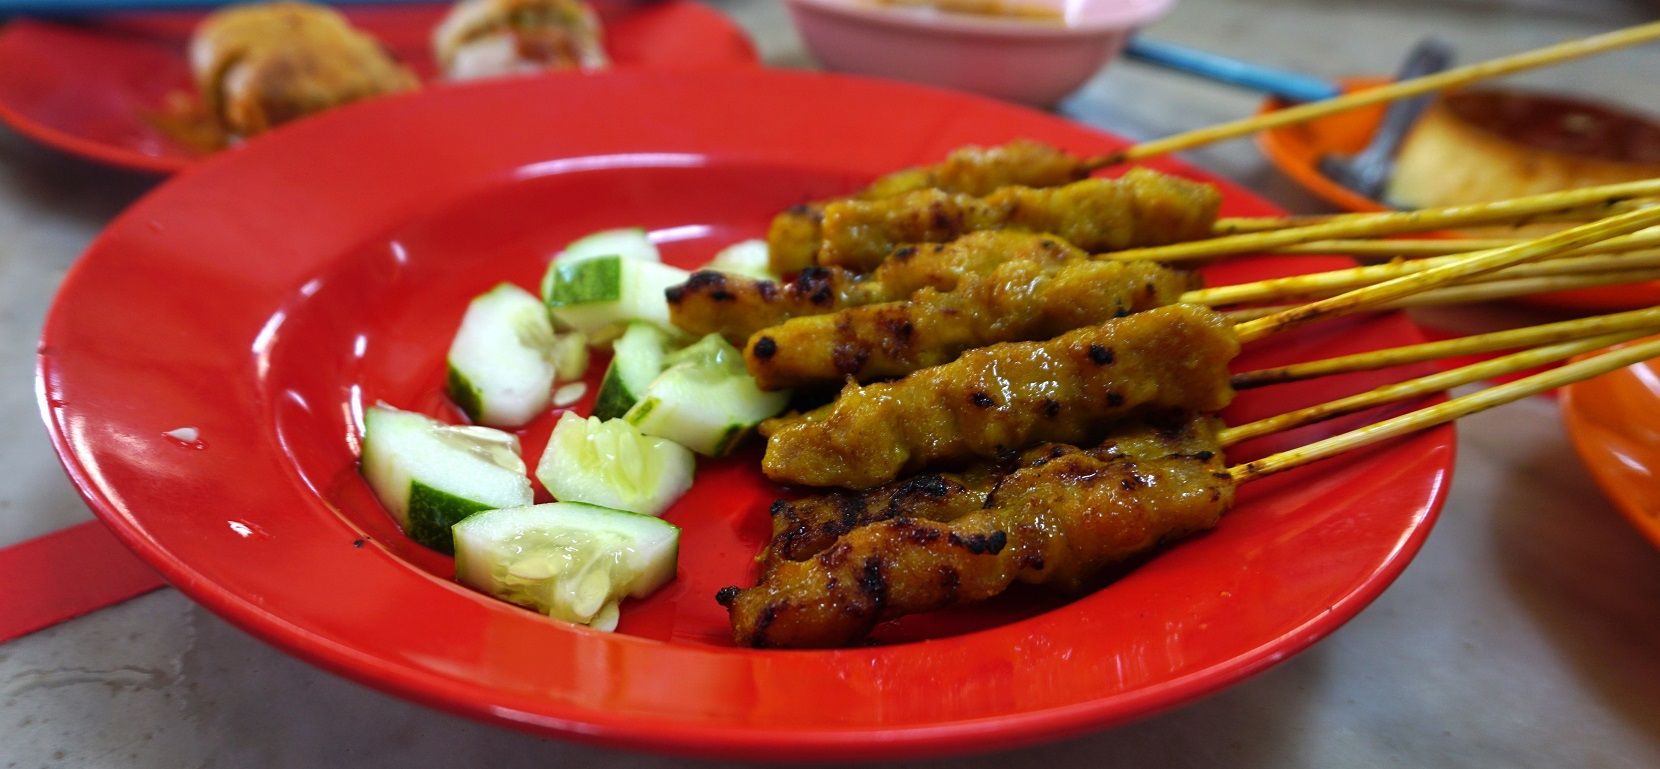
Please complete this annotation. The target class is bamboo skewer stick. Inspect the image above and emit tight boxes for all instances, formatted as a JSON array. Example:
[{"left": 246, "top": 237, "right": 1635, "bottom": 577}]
[
  {"left": 1218, "top": 331, "right": 1644, "bottom": 447},
  {"left": 1229, "top": 206, "right": 1660, "bottom": 344},
  {"left": 1087, "top": 22, "right": 1660, "bottom": 167},
  {"left": 1227, "top": 334, "right": 1660, "bottom": 482},
  {"left": 1231, "top": 307, "right": 1660, "bottom": 388},
  {"left": 1110, "top": 179, "right": 1660, "bottom": 264},
  {"left": 1274, "top": 229, "right": 1660, "bottom": 257},
  {"left": 1186, "top": 250, "right": 1660, "bottom": 307},
  {"left": 1222, "top": 267, "right": 1660, "bottom": 322},
  {"left": 1211, "top": 199, "right": 1655, "bottom": 237}
]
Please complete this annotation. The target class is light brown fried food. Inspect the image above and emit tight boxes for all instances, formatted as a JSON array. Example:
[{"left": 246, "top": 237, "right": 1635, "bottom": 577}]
[
  {"left": 768, "top": 140, "right": 1091, "bottom": 275},
  {"left": 668, "top": 231, "right": 1088, "bottom": 344},
  {"left": 759, "top": 303, "right": 1239, "bottom": 489},
  {"left": 813, "top": 168, "right": 1222, "bottom": 272},
  {"left": 433, "top": 0, "right": 607, "bottom": 79},
  {"left": 191, "top": 2, "right": 419, "bottom": 138},
  {"left": 722, "top": 413, "right": 1233, "bottom": 648},
  {"left": 744, "top": 257, "right": 1197, "bottom": 390}
]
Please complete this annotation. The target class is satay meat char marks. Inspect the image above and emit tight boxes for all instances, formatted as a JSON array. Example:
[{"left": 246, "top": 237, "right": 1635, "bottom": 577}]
[
  {"left": 723, "top": 413, "right": 1233, "bottom": 648},
  {"left": 759, "top": 304, "right": 1241, "bottom": 490},
  {"left": 668, "top": 230, "right": 1090, "bottom": 344},
  {"left": 744, "top": 256, "right": 1197, "bottom": 390}
]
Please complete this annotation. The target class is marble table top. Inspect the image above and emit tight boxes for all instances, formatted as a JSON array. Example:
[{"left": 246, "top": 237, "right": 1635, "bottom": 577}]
[{"left": 3, "top": 1, "right": 1658, "bottom": 766}]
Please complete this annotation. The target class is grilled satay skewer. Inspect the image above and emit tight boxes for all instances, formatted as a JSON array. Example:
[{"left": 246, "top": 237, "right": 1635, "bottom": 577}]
[
  {"left": 760, "top": 208, "right": 1660, "bottom": 489},
  {"left": 809, "top": 168, "right": 1221, "bottom": 273},
  {"left": 741, "top": 211, "right": 1660, "bottom": 390},
  {"left": 726, "top": 330, "right": 1660, "bottom": 648},
  {"left": 768, "top": 140, "right": 1094, "bottom": 275},
  {"left": 746, "top": 257, "right": 1194, "bottom": 390},
  {"left": 676, "top": 183, "right": 1660, "bottom": 356},
  {"left": 669, "top": 231, "right": 1089, "bottom": 344},
  {"left": 726, "top": 412, "right": 1233, "bottom": 648},
  {"left": 760, "top": 303, "right": 1240, "bottom": 489},
  {"left": 757, "top": 310, "right": 1660, "bottom": 574}
]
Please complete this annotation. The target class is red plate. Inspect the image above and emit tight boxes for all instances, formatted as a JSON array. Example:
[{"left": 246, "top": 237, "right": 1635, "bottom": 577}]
[
  {"left": 1560, "top": 338, "right": 1660, "bottom": 550},
  {"left": 39, "top": 70, "right": 1452, "bottom": 760},
  {"left": 0, "top": 0, "right": 755, "bottom": 174}
]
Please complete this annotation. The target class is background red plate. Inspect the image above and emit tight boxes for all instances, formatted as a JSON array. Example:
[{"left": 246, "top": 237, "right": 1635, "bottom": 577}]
[
  {"left": 38, "top": 70, "right": 1452, "bottom": 760},
  {"left": 1560, "top": 338, "right": 1660, "bottom": 550},
  {"left": 0, "top": 0, "right": 756, "bottom": 173}
]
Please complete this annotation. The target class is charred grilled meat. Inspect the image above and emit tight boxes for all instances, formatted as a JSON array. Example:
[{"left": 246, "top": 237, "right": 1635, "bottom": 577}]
[
  {"left": 813, "top": 168, "right": 1220, "bottom": 272},
  {"left": 759, "top": 303, "right": 1239, "bottom": 489},
  {"left": 768, "top": 140, "right": 1092, "bottom": 275},
  {"left": 669, "top": 231, "right": 1087, "bottom": 344},
  {"left": 723, "top": 413, "right": 1234, "bottom": 648},
  {"left": 743, "top": 257, "right": 1197, "bottom": 390}
]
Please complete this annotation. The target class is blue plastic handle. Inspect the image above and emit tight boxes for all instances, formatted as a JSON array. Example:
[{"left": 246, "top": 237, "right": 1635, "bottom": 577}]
[{"left": 1124, "top": 36, "right": 1341, "bottom": 103}]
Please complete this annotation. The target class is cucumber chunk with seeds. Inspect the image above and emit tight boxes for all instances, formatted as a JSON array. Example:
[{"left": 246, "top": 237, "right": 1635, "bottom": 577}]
[
  {"left": 557, "top": 228, "right": 659, "bottom": 265},
  {"left": 453, "top": 502, "right": 679, "bottom": 630},
  {"left": 537, "top": 412, "right": 694, "bottom": 517},
  {"left": 550, "top": 330, "right": 591, "bottom": 382},
  {"left": 446, "top": 283, "right": 558, "bottom": 428},
  {"left": 592, "top": 323, "right": 672, "bottom": 419},
  {"left": 625, "top": 334, "right": 790, "bottom": 457},
  {"left": 542, "top": 255, "right": 689, "bottom": 339},
  {"left": 360, "top": 404, "right": 533, "bottom": 553},
  {"left": 703, "top": 239, "right": 774, "bottom": 279}
]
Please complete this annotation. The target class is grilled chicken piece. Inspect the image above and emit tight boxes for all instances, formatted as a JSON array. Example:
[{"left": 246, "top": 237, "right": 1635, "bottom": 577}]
[
  {"left": 669, "top": 231, "right": 1087, "bottom": 344},
  {"left": 760, "top": 304, "right": 1239, "bottom": 489},
  {"left": 743, "top": 257, "right": 1197, "bottom": 390},
  {"left": 191, "top": 2, "right": 418, "bottom": 138},
  {"left": 812, "top": 168, "right": 1220, "bottom": 273},
  {"left": 768, "top": 140, "right": 1092, "bottom": 275},
  {"left": 723, "top": 413, "right": 1233, "bottom": 648}
]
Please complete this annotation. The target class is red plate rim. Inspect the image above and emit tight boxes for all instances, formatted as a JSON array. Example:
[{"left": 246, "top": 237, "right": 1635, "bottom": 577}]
[{"left": 37, "top": 69, "right": 1452, "bottom": 760}]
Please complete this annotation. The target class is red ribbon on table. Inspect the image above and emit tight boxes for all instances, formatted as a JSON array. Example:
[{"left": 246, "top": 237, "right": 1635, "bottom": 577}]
[{"left": 0, "top": 521, "right": 166, "bottom": 644}]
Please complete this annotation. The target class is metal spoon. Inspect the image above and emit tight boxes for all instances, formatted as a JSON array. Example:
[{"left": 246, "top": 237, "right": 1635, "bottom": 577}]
[{"left": 1319, "top": 38, "right": 1456, "bottom": 202}]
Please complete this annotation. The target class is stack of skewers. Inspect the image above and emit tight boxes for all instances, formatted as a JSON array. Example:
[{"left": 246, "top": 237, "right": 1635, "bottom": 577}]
[{"left": 647, "top": 33, "right": 1660, "bottom": 646}]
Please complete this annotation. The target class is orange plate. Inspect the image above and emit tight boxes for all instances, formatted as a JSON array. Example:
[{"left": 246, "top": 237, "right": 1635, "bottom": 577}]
[
  {"left": 1256, "top": 76, "right": 1660, "bottom": 311},
  {"left": 1559, "top": 337, "right": 1660, "bottom": 550}
]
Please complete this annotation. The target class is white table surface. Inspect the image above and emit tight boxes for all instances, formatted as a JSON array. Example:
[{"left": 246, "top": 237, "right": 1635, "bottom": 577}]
[{"left": 3, "top": 1, "right": 1659, "bottom": 766}]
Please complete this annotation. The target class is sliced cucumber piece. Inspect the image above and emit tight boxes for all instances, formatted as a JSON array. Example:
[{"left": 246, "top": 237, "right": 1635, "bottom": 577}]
[
  {"left": 542, "top": 255, "right": 689, "bottom": 339},
  {"left": 550, "top": 330, "right": 590, "bottom": 382},
  {"left": 453, "top": 502, "right": 680, "bottom": 629},
  {"left": 625, "top": 334, "right": 790, "bottom": 457},
  {"left": 360, "top": 404, "right": 533, "bottom": 554},
  {"left": 592, "top": 323, "right": 672, "bottom": 419},
  {"left": 446, "top": 283, "right": 558, "bottom": 428},
  {"left": 537, "top": 412, "right": 694, "bottom": 517},
  {"left": 703, "top": 239, "right": 775, "bottom": 280},
  {"left": 556, "top": 228, "right": 659, "bottom": 265}
]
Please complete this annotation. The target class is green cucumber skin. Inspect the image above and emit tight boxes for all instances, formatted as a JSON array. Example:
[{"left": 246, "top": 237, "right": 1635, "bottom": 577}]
[
  {"left": 547, "top": 257, "right": 623, "bottom": 307},
  {"left": 407, "top": 481, "right": 494, "bottom": 554},
  {"left": 445, "top": 364, "right": 485, "bottom": 422},
  {"left": 591, "top": 365, "right": 637, "bottom": 420}
]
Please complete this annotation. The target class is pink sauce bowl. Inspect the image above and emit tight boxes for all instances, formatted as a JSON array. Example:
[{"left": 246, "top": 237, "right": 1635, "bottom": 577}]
[{"left": 785, "top": 0, "right": 1176, "bottom": 106}]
